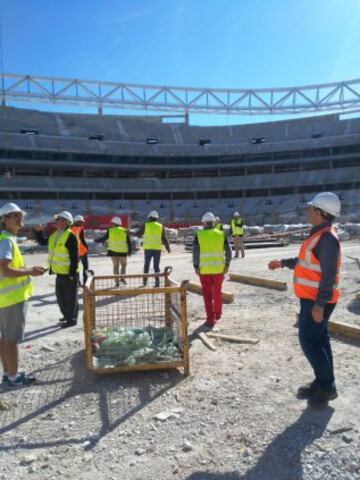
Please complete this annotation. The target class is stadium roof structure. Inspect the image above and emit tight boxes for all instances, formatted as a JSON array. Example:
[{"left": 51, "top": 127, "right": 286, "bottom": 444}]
[{"left": 1, "top": 72, "right": 360, "bottom": 115}]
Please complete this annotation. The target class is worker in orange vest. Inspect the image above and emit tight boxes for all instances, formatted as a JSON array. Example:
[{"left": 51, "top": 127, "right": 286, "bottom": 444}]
[
  {"left": 70, "top": 215, "right": 89, "bottom": 285},
  {"left": 268, "top": 192, "right": 341, "bottom": 408}
]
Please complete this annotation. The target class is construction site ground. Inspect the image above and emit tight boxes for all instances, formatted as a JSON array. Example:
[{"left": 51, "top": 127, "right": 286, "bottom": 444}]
[{"left": 0, "top": 242, "right": 359, "bottom": 480}]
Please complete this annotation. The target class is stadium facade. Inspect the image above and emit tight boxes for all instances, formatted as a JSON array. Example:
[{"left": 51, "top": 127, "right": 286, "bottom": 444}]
[{"left": 1, "top": 105, "right": 360, "bottom": 224}]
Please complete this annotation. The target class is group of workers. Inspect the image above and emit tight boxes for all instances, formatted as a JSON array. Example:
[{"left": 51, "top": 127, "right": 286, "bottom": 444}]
[{"left": 0, "top": 192, "right": 342, "bottom": 408}]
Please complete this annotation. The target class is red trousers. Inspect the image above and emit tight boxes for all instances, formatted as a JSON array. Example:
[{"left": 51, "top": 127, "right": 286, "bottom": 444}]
[{"left": 199, "top": 274, "right": 224, "bottom": 325}]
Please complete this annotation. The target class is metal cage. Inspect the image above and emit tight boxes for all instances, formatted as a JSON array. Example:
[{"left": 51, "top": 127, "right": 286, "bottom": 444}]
[{"left": 82, "top": 267, "right": 190, "bottom": 376}]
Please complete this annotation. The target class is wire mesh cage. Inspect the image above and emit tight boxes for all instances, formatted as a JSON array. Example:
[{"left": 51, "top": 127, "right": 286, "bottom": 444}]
[{"left": 83, "top": 267, "right": 190, "bottom": 376}]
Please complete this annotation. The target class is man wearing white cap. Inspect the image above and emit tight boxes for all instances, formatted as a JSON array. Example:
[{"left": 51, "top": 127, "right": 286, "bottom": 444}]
[
  {"left": 193, "top": 212, "right": 232, "bottom": 328},
  {"left": 138, "top": 211, "right": 170, "bottom": 287},
  {"left": 35, "top": 211, "right": 79, "bottom": 328},
  {"left": 0, "top": 203, "right": 46, "bottom": 386},
  {"left": 230, "top": 211, "right": 245, "bottom": 258},
  {"left": 94, "top": 216, "right": 132, "bottom": 285},
  {"left": 269, "top": 192, "right": 341, "bottom": 408},
  {"left": 70, "top": 215, "right": 89, "bottom": 285}
]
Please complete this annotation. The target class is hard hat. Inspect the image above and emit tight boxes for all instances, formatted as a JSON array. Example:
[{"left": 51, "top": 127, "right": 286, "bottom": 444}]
[
  {"left": 111, "top": 216, "right": 122, "bottom": 225},
  {"left": 307, "top": 192, "right": 341, "bottom": 217},
  {"left": 73, "top": 215, "right": 85, "bottom": 223},
  {"left": 54, "top": 211, "right": 73, "bottom": 224},
  {"left": 215, "top": 216, "right": 220, "bottom": 222},
  {"left": 148, "top": 210, "right": 159, "bottom": 219},
  {"left": 233, "top": 211, "right": 240, "bottom": 217},
  {"left": 0, "top": 202, "right": 26, "bottom": 217},
  {"left": 202, "top": 212, "right": 216, "bottom": 223}
]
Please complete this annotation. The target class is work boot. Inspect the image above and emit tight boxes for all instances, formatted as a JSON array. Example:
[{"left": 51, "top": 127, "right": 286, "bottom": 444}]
[
  {"left": 296, "top": 380, "right": 318, "bottom": 399},
  {"left": 308, "top": 386, "right": 338, "bottom": 408},
  {"left": 7, "top": 372, "right": 36, "bottom": 387},
  {"left": 61, "top": 320, "right": 77, "bottom": 329}
]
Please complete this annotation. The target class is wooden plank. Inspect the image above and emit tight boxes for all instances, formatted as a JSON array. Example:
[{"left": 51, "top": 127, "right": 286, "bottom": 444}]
[
  {"left": 328, "top": 320, "right": 360, "bottom": 341},
  {"left": 198, "top": 332, "right": 217, "bottom": 351},
  {"left": 229, "top": 273, "right": 287, "bottom": 291},
  {"left": 206, "top": 333, "right": 259, "bottom": 344},
  {"left": 188, "top": 281, "right": 234, "bottom": 303}
]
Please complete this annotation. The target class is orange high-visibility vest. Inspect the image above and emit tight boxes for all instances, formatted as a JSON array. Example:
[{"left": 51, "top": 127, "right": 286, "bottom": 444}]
[
  {"left": 293, "top": 225, "right": 341, "bottom": 303},
  {"left": 70, "top": 226, "right": 88, "bottom": 257}
]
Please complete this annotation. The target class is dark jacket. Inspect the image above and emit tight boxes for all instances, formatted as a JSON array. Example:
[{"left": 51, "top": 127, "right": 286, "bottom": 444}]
[
  {"left": 281, "top": 221, "right": 340, "bottom": 306},
  {"left": 34, "top": 228, "right": 79, "bottom": 277},
  {"left": 94, "top": 228, "right": 132, "bottom": 257},
  {"left": 192, "top": 226, "right": 232, "bottom": 269}
]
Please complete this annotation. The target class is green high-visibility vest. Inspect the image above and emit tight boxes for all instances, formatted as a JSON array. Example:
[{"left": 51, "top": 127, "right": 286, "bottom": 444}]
[
  {"left": 197, "top": 228, "right": 225, "bottom": 275},
  {"left": 108, "top": 226, "right": 128, "bottom": 253},
  {"left": 143, "top": 222, "right": 163, "bottom": 250},
  {"left": 231, "top": 218, "right": 244, "bottom": 236},
  {"left": 0, "top": 232, "right": 33, "bottom": 308},
  {"left": 48, "top": 229, "right": 78, "bottom": 274},
  {"left": 215, "top": 223, "right": 223, "bottom": 231}
]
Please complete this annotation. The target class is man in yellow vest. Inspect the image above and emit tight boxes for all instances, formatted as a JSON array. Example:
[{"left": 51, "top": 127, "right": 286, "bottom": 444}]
[
  {"left": 94, "top": 216, "right": 132, "bottom": 286},
  {"left": 0, "top": 203, "right": 46, "bottom": 387},
  {"left": 70, "top": 215, "right": 89, "bottom": 285},
  {"left": 138, "top": 211, "right": 170, "bottom": 287},
  {"left": 268, "top": 192, "right": 341, "bottom": 408},
  {"left": 230, "top": 211, "right": 245, "bottom": 258},
  {"left": 193, "top": 212, "right": 232, "bottom": 328},
  {"left": 35, "top": 211, "right": 79, "bottom": 329}
]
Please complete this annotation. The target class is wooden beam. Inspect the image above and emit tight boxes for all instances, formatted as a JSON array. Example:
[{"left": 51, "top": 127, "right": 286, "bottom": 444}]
[
  {"left": 228, "top": 273, "right": 287, "bottom": 291},
  {"left": 188, "top": 281, "right": 234, "bottom": 303},
  {"left": 295, "top": 312, "right": 360, "bottom": 341},
  {"left": 328, "top": 320, "right": 360, "bottom": 341},
  {"left": 206, "top": 333, "right": 259, "bottom": 344},
  {"left": 198, "top": 332, "right": 217, "bottom": 351}
]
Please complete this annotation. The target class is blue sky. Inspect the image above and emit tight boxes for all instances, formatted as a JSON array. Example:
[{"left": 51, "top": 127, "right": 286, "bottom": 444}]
[{"left": 1, "top": 0, "right": 360, "bottom": 124}]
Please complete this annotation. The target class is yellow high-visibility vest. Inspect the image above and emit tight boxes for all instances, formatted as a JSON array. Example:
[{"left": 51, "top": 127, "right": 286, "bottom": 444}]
[
  {"left": 231, "top": 218, "right": 244, "bottom": 236},
  {"left": 0, "top": 232, "right": 33, "bottom": 308},
  {"left": 48, "top": 229, "right": 78, "bottom": 274},
  {"left": 143, "top": 222, "right": 163, "bottom": 250},
  {"left": 108, "top": 226, "right": 128, "bottom": 253},
  {"left": 197, "top": 228, "right": 225, "bottom": 275}
]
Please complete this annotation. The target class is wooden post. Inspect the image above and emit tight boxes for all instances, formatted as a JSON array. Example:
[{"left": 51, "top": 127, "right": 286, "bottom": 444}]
[
  {"left": 228, "top": 273, "right": 287, "bottom": 291},
  {"left": 180, "top": 281, "right": 190, "bottom": 376},
  {"left": 164, "top": 267, "right": 172, "bottom": 329}
]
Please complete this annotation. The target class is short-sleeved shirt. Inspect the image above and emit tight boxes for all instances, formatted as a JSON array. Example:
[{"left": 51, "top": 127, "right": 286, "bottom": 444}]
[{"left": 0, "top": 230, "right": 14, "bottom": 261}]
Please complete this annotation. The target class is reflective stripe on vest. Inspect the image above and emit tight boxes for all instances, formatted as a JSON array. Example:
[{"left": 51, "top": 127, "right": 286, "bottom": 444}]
[
  {"left": 48, "top": 229, "right": 78, "bottom": 274},
  {"left": 197, "top": 229, "right": 225, "bottom": 275},
  {"left": 70, "top": 226, "right": 88, "bottom": 256},
  {"left": 231, "top": 219, "right": 244, "bottom": 236},
  {"left": 108, "top": 227, "right": 128, "bottom": 253},
  {"left": 0, "top": 233, "right": 33, "bottom": 308},
  {"left": 293, "top": 225, "right": 341, "bottom": 303},
  {"left": 143, "top": 222, "right": 163, "bottom": 250}
]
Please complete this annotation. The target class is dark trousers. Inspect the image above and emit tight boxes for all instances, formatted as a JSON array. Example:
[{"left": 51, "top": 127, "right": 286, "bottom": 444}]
[
  {"left": 80, "top": 254, "right": 89, "bottom": 284},
  {"left": 298, "top": 298, "right": 336, "bottom": 392},
  {"left": 143, "top": 250, "right": 161, "bottom": 286},
  {"left": 56, "top": 276, "right": 79, "bottom": 323}
]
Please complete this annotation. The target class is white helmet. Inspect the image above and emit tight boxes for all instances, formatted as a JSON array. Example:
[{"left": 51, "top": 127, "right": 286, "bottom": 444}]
[
  {"left": 73, "top": 215, "right": 85, "bottom": 223},
  {"left": 0, "top": 202, "right": 26, "bottom": 217},
  {"left": 148, "top": 210, "right": 159, "bottom": 219},
  {"left": 307, "top": 192, "right": 341, "bottom": 217},
  {"left": 54, "top": 211, "right": 73, "bottom": 224},
  {"left": 233, "top": 211, "right": 240, "bottom": 217},
  {"left": 202, "top": 212, "right": 216, "bottom": 223},
  {"left": 215, "top": 216, "right": 220, "bottom": 222},
  {"left": 111, "top": 216, "right": 122, "bottom": 225}
]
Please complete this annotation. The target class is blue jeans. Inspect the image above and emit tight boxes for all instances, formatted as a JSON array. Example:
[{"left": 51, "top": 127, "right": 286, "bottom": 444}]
[
  {"left": 143, "top": 250, "right": 161, "bottom": 286},
  {"left": 298, "top": 298, "right": 336, "bottom": 392}
]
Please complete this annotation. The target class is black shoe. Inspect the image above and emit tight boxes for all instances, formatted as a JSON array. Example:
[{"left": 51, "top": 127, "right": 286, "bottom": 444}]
[
  {"left": 296, "top": 380, "right": 318, "bottom": 399},
  {"left": 308, "top": 386, "right": 338, "bottom": 408},
  {"left": 61, "top": 320, "right": 77, "bottom": 329}
]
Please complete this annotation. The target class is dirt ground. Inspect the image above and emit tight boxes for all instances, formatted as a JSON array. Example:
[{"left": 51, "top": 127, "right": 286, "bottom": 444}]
[{"left": 0, "top": 241, "right": 359, "bottom": 480}]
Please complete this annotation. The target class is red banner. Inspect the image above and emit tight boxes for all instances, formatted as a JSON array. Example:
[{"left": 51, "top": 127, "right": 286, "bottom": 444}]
[{"left": 47, "top": 214, "right": 129, "bottom": 233}]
